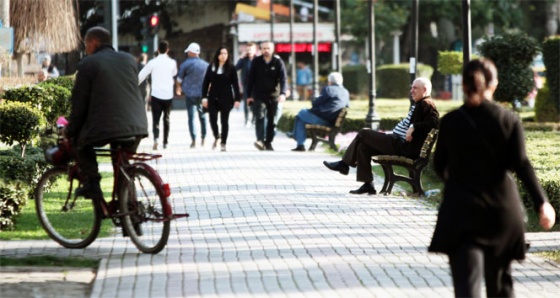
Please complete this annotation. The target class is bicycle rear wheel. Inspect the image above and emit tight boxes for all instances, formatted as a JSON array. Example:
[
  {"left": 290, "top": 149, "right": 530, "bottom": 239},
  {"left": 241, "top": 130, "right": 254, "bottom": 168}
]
[
  {"left": 120, "top": 165, "right": 170, "bottom": 254},
  {"left": 35, "top": 167, "right": 102, "bottom": 248}
]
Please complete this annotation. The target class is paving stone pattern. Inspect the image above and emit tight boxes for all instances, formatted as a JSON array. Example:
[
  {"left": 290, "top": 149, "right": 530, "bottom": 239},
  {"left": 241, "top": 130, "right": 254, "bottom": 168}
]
[{"left": 1, "top": 107, "right": 559, "bottom": 297}]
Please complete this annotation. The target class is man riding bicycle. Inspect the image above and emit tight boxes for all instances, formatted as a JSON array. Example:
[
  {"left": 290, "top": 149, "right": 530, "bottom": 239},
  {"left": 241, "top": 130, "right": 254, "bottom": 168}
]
[{"left": 65, "top": 27, "right": 148, "bottom": 200}]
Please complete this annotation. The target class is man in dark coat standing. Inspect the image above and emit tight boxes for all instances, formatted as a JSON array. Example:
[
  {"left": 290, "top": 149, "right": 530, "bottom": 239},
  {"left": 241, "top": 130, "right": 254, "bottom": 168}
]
[
  {"left": 246, "top": 41, "right": 287, "bottom": 151},
  {"left": 323, "top": 77, "right": 439, "bottom": 195},
  {"left": 65, "top": 27, "right": 148, "bottom": 199}
]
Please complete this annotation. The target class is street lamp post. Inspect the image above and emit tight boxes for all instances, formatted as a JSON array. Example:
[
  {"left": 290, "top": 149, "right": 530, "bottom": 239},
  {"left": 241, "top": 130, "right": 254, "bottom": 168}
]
[
  {"left": 334, "top": 0, "right": 341, "bottom": 72},
  {"left": 462, "top": 0, "right": 471, "bottom": 69},
  {"left": 290, "top": 0, "right": 296, "bottom": 100},
  {"left": 312, "top": 0, "right": 319, "bottom": 97},
  {"left": 365, "top": 0, "right": 379, "bottom": 129},
  {"left": 270, "top": 0, "right": 274, "bottom": 42}
]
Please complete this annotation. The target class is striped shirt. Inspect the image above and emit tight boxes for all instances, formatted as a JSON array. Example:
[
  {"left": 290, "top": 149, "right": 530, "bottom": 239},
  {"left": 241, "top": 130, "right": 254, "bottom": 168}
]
[{"left": 392, "top": 104, "right": 416, "bottom": 139}]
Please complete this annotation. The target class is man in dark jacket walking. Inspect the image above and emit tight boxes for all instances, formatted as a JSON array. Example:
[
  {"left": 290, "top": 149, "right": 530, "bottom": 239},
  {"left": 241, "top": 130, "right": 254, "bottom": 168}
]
[
  {"left": 246, "top": 41, "right": 287, "bottom": 151},
  {"left": 65, "top": 27, "right": 148, "bottom": 199}
]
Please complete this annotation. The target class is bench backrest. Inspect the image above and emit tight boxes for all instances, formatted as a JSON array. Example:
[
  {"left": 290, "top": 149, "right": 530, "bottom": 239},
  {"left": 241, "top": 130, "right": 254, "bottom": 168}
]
[
  {"left": 333, "top": 108, "right": 348, "bottom": 128},
  {"left": 418, "top": 128, "right": 438, "bottom": 160}
]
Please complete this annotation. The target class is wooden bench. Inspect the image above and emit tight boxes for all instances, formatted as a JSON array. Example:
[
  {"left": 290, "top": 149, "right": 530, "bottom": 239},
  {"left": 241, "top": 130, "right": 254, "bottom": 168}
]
[
  {"left": 305, "top": 108, "right": 348, "bottom": 151},
  {"left": 372, "top": 128, "right": 439, "bottom": 196}
]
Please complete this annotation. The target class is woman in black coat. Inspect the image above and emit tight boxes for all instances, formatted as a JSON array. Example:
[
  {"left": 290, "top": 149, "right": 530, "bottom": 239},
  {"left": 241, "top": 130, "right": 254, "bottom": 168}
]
[
  {"left": 428, "top": 58, "right": 556, "bottom": 297},
  {"left": 201, "top": 46, "right": 241, "bottom": 151}
]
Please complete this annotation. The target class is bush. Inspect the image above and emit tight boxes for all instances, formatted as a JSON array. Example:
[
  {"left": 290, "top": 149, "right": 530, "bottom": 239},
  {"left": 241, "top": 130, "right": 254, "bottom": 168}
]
[
  {"left": 477, "top": 32, "right": 539, "bottom": 104},
  {"left": 541, "top": 36, "right": 560, "bottom": 122},
  {"left": 342, "top": 65, "right": 368, "bottom": 95},
  {"left": 517, "top": 131, "right": 560, "bottom": 215},
  {"left": 377, "top": 63, "right": 434, "bottom": 98},
  {"left": 40, "top": 75, "right": 75, "bottom": 91},
  {"left": 438, "top": 51, "right": 478, "bottom": 75},
  {"left": 0, "top": 181, "right": 27, "bottom": 231},
  {"left": 0, "top": 146, "right": 49, "bottom": 185},
  {"left": 2, "top": 84, "right": 70, "bottom": 126},
  {"left": 535, "top": 84, "right": 560, "bottom": 122},
  {"left": 0, "top": 101, "right": 43, "bottom": 157}
]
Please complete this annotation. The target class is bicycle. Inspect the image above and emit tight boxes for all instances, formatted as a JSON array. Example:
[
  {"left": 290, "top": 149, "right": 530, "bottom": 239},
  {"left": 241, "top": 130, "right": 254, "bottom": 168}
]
[{"left": 35, "top": 122, "right": 188, "bottom": 254}]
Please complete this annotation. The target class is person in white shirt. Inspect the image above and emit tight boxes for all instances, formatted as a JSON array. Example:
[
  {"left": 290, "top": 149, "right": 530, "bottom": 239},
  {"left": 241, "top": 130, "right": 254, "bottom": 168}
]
[{"left": 139, "top": 40, "right": 178, "bottom": 150}]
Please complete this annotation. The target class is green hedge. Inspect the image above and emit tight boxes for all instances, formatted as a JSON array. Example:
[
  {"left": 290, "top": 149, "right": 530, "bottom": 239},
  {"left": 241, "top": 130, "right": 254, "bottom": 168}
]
[
  {"left": 39, "top": 75, "right": 75, "bottom": 91},
  {"left": 478, "top": 33, "right": 539, "bottom": 104},
  {"left": 0, "top": 101, "right": 43, "bottom": 157},
  {"left": 377, "top": 63, "right": 434, "bottom": 99},
  {"left": 3, "top": 84, "right": 71, "bottom": 126},
  {"left": 540, "top": 36, "right": 560, "bottom": 122},
  {"left": 0, "top": 181, "right": 27, "bottom": 231},
  {"left": 517, "top": 131, "right": 560, "bottom": 214},
  {"left": 342, "top": 65, "right": 368, "bottom": 95}
]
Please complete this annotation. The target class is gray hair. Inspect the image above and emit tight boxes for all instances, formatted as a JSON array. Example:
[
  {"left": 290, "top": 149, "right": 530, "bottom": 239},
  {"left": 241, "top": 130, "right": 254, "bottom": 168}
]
[
  {"left": 328, "top": 72, "right": 343, "bottom": 85},
  {"left": 414, "top": 77, "right": 432, "bottom": 96}
]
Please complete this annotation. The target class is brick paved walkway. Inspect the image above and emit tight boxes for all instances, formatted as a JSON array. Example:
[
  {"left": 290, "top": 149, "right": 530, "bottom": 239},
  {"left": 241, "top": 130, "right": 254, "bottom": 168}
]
[{"left": 1, "top": 106, "right": 559, "bottom": 297}]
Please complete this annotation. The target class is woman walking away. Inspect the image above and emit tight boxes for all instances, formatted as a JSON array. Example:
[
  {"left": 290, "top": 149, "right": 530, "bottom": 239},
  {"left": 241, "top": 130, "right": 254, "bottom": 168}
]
[
  {"left": 428, "top": 58, "right": 556, "bottom": 297},
  {"left": 201, "top": 46, "right": 241, "bottom": 152}
]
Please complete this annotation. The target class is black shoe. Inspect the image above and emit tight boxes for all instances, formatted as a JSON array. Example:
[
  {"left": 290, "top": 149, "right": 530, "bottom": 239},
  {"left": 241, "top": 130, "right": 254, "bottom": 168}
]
[
  {"left": 349, "top": 182, "right": 377, "bottom": 195},
  {"left": 254, "top": 140, "right": 265, "bottom": 151},
  {"left": 75, "top": 181, "right": 103, "bottom": 199},
  {"left": 291, "top": 145, "right": 305, "bottom": 152},
  {"left": 323, "top": 160, "right": 349, "bottom": 175},
  {"left": 265, "top": 143, "right": 274, "bottom": 151}
]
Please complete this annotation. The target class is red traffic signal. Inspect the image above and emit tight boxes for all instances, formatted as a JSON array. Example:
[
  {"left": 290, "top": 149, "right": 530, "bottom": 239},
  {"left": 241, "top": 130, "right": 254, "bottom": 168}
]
[{"left": 149, "top": 15, "right": 159, "bottom": 27}]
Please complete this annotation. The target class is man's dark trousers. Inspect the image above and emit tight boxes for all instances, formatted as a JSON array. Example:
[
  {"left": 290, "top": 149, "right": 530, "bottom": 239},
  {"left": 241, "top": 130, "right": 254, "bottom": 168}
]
[
  {"left": 151, "top": 96, "right": 172, "bottom": 145},
  {"left": 253, "top": 98, "right": 278, "bottom": 145},
  {"left": 342, "top": 129, "right": 399, "bottom": 183}
]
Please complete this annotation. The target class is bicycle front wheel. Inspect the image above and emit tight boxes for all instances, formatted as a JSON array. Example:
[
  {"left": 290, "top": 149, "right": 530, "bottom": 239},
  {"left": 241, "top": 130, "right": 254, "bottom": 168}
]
[
  {"left": 120, "top": 165, "right": 170, "bottom": 254},
  {"left": 35, "top": 167, "right": 102, "bottom": 248}
]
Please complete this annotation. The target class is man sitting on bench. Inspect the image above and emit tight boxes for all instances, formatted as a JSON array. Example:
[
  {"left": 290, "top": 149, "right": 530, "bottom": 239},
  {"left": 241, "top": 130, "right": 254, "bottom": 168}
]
[
  {"left": 288, "top": 72, "right": 350, "bottom": 152},
  {"left": 323, "top": 77, "right": 439, "bottom": 195}
]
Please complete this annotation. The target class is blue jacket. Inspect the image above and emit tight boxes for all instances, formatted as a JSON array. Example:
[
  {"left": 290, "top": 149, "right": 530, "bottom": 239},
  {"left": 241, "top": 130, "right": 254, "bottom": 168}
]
[
  {"left": 309, "top": 84, "right": 350, "bottom": 125},
  {"left": 177, "top": 57, "right": 209, "bottom": 98}
]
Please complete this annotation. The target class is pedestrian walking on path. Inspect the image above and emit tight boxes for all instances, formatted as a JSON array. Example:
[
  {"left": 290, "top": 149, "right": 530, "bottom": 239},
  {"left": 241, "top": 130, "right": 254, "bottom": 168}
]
[
  {"left": 139, "top": 40, "right": 178, "bottom": 150},
  {"left": 429, "top": 58, "right": 556, "bottom": 297},
  {"left": 246, "top": 41, "right": 288, "bottom": 151},
  {"left": 176, "top": 42, "right": 209, "bottom": 148},
  {"left": 201, "top": 46, "right": 241, "bottom": 152}
]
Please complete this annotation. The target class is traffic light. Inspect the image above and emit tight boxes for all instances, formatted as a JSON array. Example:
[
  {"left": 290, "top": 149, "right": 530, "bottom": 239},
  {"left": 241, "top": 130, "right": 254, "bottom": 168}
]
[{"left": 149, "top": 14, "right": 159, "bottom": 36}]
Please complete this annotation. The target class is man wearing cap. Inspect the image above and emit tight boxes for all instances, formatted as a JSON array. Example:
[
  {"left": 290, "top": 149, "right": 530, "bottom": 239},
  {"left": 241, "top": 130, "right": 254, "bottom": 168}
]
[
  {"left": 42, "top": 54, "right": 60, "bottom": 79},
  {"left": 139, "top": 40, "right": 178, "bottom": 150},
  {"left": 176, "top": 42, "right": 209, "bottom": 148}
]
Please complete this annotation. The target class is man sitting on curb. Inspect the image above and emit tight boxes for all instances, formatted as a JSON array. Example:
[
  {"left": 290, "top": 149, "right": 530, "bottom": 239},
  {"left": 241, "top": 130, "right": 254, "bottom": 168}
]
[
  {"left": 288, "top": 72, "right": 349, "bottom": 152},
  {"left": 323, "top": 77, "right": 439, "bottom": 195}
]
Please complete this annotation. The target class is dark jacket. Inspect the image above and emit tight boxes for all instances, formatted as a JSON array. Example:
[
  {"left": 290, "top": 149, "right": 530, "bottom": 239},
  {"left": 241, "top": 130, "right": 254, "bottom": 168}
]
[
  {"left": 66, "top": 45, "right": 148, "bottom": 146},
  {"left": 246, "top": 55, "right": 287, "bottom": 100},
  {"left": 309, "top": 84, "right": 350, "bottom": 125},
  {"left": 201, "top": 64, "right": 241, "bottom": 109},
  {"left": 429, "top": 100, "right": 548, "bottom": 260},
  {"left": 396, "top": 97, "right": 440, "bottom": 158},
  {"left": 235, "top": 56, "right": 252, "bottom": 90}
]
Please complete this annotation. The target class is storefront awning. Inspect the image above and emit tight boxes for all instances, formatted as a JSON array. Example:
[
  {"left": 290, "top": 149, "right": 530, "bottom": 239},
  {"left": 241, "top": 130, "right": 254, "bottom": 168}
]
[{"left": 237, "top": 23, "right": 334, "bottom": 43}]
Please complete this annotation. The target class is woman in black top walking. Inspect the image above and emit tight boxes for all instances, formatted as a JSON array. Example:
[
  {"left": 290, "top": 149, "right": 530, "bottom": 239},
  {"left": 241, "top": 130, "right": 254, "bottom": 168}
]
[
  {"left": 428, "top": 58, "right": 556, "bottom": 297},
  {"left": 201, "top": 46, "right": 241, "bottom": 151}
]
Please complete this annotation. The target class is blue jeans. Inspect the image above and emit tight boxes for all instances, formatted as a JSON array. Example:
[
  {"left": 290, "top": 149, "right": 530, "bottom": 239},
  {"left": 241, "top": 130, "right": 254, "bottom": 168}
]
[
  {"left": 292, "top": 109, "right": 330, "bottom": 146},
  {"left": 185, "top": 96, "right": 207, "bottom": 141}
]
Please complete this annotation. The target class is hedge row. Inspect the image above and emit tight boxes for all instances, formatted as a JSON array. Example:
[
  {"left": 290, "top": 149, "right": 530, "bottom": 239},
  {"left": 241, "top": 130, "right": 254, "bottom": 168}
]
[{"left": 0, "top": 76, "right": 74, "bottom": 231}]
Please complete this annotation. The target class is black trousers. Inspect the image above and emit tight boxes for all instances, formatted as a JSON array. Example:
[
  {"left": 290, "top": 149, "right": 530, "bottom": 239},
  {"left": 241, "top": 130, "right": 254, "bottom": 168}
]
[
  {"left": 448, "top": 241, "right": 514, "bottom": 298},
  {"left": 75, "top": 137, "right": 142, "bottom": 183},
  {"left": 208, "top": 100, "right": 232, "bottom": 145},
  {"left": 253, "top": 98, "right": 278, "bottom": 145},
  {"left": 342, "top": 129, "right": 399, "bottom": 183},
  {"left": 151, "top": 96, "right": 172, "bottom": 145}
]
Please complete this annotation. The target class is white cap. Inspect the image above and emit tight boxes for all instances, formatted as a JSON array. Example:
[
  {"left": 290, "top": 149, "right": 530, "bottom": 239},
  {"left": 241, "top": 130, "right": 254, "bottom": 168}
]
[{"left": 184, "top": 42, "right": 200, "bottom": 54}]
